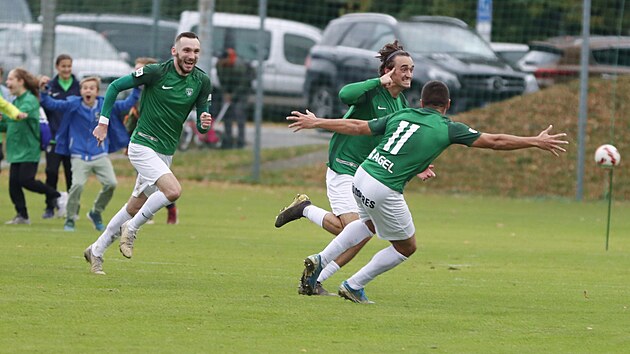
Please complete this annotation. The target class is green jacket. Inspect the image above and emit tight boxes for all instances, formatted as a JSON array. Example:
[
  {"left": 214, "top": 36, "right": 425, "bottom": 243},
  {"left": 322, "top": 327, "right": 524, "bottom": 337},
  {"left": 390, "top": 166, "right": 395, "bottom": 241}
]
[{"left": 1, "top": 91, "right": 41, "bottom": 163}]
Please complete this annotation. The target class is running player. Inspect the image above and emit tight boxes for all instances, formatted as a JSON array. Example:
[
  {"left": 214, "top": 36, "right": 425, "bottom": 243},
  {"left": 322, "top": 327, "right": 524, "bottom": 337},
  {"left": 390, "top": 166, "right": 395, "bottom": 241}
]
[
  {"left": 83, "top": 32, "right": 213, "bottom": 275},
  {"left": 275, "top": 40, "right": 434, "bottom": 295},
  {"left": 287, "top": 80, "right": 569, "bottom": 303}
]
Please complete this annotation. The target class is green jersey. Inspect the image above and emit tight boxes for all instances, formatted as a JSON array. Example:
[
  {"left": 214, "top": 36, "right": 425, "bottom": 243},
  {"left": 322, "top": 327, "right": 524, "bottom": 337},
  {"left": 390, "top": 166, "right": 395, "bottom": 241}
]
[
  {"left": 364, "top": 107, "right": 481, "bottom": 193},
  {"left": 102, "top": 59, "right": 212, "bottom": 155},
  {"left": 328, "top": 78, "right": 408, "bottom": 175}
]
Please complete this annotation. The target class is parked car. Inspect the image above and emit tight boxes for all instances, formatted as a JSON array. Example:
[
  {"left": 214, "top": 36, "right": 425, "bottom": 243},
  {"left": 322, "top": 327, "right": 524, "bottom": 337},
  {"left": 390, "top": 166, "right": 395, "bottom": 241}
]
[
  {"left": 490, "top": 42, "right": 530, "bottom": 68},
  {"left": 53, "top": 13, "right": 179, "bottom": 64},
  {"left": 0, "top": 23, "right": 133, "bottom": 87},
  {"left": 177, "top": 11, "right": 322, "bottom": 109},
  {"left": 0, "top": 0, "right": 32, "bottom": 23},
  {"left": 305, "top": 13, "right": 538, "bottom": 117},
  {"left": 517, "top": 36, "right": 630, "bottom": 88}
]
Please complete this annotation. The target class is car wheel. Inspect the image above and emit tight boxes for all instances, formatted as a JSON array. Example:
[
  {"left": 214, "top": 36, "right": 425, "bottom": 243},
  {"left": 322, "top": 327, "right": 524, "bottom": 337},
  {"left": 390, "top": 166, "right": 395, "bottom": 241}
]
[{"left": 308, "top": 85, "right": 335, "bottom": 118}]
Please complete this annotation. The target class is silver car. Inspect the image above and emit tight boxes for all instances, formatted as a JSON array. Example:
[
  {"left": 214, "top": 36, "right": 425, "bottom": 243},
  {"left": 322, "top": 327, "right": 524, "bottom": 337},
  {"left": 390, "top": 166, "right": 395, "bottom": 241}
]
[{"left": 0, "top": 23, "right": 132, "bottom": 86}]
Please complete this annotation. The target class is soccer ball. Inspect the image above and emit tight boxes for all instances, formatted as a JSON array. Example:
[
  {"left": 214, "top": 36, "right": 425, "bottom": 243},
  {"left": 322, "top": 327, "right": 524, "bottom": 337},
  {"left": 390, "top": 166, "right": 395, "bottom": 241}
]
[{"left": 594, "top": 144, "right": 621, "bottom": 167}]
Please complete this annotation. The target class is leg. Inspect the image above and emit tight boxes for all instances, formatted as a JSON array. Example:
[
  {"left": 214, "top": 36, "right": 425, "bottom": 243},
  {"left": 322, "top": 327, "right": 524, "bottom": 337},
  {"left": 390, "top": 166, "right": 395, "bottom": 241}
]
[
  {"left": 300, "top": 220, "right": 374, "bottom": 295},
  {"left": 44, "top": 149, "right": 62, "bottom": 212},
  {"left": 8, "top": 163, "right": 28, "bottom": 219},
  {"left": 65, "top": 158, "right": 89, "bottom": 223},
  {"left": 119, "top": 173, "right": 181, "bottom": 258},
  {"left": 234, "top": 101, "right": 246, "bottom": 148},
  {"left": 62, "top": 154, "right": 73, "bottom": 191},
  {"left": 91, "top": 158, "right": 117, "bottom": 214},
  {"left": 166, "top": 203, "right": 178, "bottom": 224},
  {"left": 344, "top": 236, "right": 414, "bottom": 292}
]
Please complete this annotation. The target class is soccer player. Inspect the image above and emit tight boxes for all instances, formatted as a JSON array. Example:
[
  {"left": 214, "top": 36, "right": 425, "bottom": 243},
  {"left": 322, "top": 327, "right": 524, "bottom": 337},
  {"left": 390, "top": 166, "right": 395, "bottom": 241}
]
[
  {"left": 287, "top": 80, "right": 569, "bottom": 303},
  {"left": 83, "top": 32, "right": 213, "bottom": 275},
  {"left": 275, "top": 40, "right": 435, "bottom": 295}
]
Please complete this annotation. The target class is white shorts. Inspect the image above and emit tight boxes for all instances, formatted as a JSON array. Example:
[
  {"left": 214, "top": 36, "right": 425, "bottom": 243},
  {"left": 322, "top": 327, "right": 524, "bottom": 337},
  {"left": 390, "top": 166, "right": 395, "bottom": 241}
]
[
  {"left": 127, "top": 142, "right": 173, "bottom": 198},
  {"left": 353, "top": 166, "right": 415, "bottom": 241},
  {"left": 326, "top": 168, "right": 359, "bottom": 216}
]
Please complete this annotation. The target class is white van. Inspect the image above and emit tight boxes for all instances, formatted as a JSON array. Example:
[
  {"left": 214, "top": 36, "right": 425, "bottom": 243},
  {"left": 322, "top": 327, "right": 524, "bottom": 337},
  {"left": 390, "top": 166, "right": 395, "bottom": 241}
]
[
  {"left": 177, "top": 11, "right": 321, "bottom": 107},
  {"left": 0, "top": 23, "right": 133, "bottom": 87}
]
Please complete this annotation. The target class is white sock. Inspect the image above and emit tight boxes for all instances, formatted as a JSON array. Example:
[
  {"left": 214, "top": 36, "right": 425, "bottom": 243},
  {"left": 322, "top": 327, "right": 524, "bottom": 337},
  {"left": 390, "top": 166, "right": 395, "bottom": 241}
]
[
  {"left": 317, "top": 261, "right": 339, "bottom": 283},
  {"left": 319, "top": 220, "right": 373, "bottom": 266},
  {"left": 347, "top": 245, "right": 407, "bottom": 290},
  {"left": 128, "top": 191, "right": 171, "bottom": 231},
  {"left": 303, "top": 205, "right": 328, "bottom": 228},
  {"left": 91, "top": 204, "right": 132, "bottom": 257}
]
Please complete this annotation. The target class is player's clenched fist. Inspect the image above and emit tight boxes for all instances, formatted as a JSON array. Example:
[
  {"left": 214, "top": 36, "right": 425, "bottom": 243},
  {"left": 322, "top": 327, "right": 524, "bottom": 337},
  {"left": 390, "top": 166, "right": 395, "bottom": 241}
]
[{"left": 200, "top": 112, "right": 213, "bottom": 129}]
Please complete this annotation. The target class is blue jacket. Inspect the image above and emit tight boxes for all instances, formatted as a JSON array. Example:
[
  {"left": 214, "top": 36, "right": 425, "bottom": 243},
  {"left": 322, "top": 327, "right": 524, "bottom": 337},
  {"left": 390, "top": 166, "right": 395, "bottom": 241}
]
[
  {"left": 42, "top": 74, "right": 81, "bottom": 138},
  {"left": 40, "top": 88, "right": 140, "bottom": 160}
]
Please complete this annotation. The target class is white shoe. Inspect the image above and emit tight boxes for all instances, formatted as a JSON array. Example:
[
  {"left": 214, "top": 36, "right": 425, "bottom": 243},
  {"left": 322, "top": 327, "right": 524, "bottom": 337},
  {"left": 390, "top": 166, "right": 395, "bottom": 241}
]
[
  {"left": 119, "top": 221, "right": 137, "bottom": 259},
  {"left": 83, "top": 246, "right": 105, "bottom": 275}
]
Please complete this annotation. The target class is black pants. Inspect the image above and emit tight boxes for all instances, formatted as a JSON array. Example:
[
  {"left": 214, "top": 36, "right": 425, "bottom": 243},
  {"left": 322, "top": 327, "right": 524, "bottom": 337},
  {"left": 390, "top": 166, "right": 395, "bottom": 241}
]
[
  {"left": 0, "top": 142, "right": 4, "bottom": 173},
  {"left": 45, "top": 148, "right": 71, "bottom": 209},
  {"left": 222, "top": 101, "right": 247, "bottom": 148},
  {"left": 9, "top": 162, "right": 60, "bottom": 219}
]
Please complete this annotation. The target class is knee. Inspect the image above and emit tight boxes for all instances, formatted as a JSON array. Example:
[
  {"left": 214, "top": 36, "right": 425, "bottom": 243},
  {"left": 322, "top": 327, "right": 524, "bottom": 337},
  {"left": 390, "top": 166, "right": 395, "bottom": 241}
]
[
  {"left": 160, "top": 185, "right": 180, "bottom": 202},
  {"left": 103, "top": 181, "right": 117, "bottom": 191}
]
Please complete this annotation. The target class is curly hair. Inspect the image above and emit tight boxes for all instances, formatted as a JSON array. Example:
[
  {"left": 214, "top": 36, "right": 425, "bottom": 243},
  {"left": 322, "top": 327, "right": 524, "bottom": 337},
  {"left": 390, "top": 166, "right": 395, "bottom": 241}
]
[
  {"left": 376, "top": 40, "right": 410, "bottom": 76},
  {"left": 10, "top": 68, "right": 39, "bottom": 96}
]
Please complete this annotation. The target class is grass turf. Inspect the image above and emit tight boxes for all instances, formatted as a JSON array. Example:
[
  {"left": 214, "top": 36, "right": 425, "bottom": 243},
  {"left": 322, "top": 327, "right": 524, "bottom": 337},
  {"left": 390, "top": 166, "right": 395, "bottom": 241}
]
[{"left": 1, "top": 177, "right": 629, "bottom": 353}]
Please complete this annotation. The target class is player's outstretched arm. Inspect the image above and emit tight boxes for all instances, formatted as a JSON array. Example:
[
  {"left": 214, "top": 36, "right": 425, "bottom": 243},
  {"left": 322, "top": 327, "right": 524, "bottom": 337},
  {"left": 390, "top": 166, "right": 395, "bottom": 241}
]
[
  {"left": 472, "top": 125, "right": 569, "bottom": 156},
  {"left": 287, "top": 110, "right": 371, "bottom": 135}
]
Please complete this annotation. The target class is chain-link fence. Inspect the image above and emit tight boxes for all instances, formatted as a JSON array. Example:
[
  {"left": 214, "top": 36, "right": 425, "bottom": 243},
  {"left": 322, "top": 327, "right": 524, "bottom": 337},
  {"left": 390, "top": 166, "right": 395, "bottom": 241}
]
[{"left": 1, "top": 0, "right": 628, "bottom": 199}]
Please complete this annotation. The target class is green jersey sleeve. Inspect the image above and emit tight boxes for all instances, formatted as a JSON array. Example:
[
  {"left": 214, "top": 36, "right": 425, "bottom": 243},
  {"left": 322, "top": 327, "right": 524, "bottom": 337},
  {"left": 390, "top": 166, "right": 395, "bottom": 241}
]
[
  {"left": 338, "top": 78, "right": 381, "bottom": 106},
  {"left": 367, "top": 114, "right": 392, "bottom": 135},
  {"left": 448, "top": 121, "right": 481, "bottom": 146}
]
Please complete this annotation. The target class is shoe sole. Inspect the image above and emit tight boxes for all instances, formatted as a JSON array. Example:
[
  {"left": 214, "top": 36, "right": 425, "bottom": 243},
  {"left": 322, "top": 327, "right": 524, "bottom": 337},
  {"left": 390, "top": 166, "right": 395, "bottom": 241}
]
[
  {"left": 274, "top": 195, "right": 310, "bottom": 228},
  {"left": 300, "top": 256, "right": 320, "bottom": 295}
]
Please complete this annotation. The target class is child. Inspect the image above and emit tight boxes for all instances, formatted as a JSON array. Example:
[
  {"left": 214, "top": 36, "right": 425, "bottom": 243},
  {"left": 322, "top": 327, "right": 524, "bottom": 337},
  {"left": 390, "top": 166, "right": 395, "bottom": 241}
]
[
  {"left": 40, "top": 54, "right": 80, "bottom": 219},
  {"left": 1, "top": 68, "right": 66, "bottom": 224},
  {"left": 40, "top": 76, "right": 140, "bottom": 231}
]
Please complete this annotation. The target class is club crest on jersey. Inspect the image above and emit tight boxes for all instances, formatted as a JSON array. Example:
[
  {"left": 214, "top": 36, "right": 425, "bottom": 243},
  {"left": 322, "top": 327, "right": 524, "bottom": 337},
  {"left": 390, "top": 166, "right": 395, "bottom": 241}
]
[
  {"left": 186, "top": 88, "right": 194, "bottom": 97},
  {"left": 134, "top": 67, "right": 144, "bottom": 77}
]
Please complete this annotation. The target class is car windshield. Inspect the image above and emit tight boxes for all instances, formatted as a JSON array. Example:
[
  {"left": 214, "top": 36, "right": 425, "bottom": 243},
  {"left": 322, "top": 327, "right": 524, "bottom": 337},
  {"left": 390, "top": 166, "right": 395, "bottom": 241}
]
[
  {"left": 398, "top": 22, "right": 497, "bottom": 59},
  {"left": 32, "top": 29, "right": 121, "bottom": 60}
]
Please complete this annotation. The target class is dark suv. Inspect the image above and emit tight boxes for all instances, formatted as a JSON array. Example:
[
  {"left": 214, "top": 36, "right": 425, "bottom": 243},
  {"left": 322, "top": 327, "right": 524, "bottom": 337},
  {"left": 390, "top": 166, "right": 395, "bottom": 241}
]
[{"left": 304, "top": 13, "right": 538, "bottom": 116}]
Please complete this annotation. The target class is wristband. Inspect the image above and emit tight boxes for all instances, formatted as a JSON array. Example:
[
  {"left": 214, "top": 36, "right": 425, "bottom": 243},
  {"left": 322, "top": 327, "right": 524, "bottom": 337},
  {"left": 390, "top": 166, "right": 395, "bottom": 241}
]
[{"left": 98, "top": 116, "right": 110, "bottom": 125}]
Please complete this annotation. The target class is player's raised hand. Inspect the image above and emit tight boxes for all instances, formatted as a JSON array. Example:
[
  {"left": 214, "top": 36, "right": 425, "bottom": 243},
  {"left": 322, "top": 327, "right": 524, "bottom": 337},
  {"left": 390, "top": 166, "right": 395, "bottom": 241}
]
[
  {"left": 200, "top": 112, "right": 213, "bottom": 129},
  {"left": 287, "top": 109, "right": 318, "bottom": 132},
  {"left": 537, "top": 125, "right": 569, "bottom": 157},
  {"left": 380, "top": 67, "right": 395, "bottom": 88}
]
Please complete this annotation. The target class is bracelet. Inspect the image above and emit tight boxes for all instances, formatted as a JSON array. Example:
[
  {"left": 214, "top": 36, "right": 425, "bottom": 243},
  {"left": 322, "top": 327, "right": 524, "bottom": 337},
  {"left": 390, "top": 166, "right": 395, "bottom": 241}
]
[{"left": 98, "top": 116, "right": 110, "bottom": 125}]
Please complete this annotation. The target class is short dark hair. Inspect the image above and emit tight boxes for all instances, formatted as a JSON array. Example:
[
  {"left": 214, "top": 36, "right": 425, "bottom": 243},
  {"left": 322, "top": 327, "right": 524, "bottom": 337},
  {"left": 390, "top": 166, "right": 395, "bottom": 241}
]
[
  {"left": 55, "top": 54, "right": 73, "bottom": 66},
  {"left": 421, "top": 80, "right": 450, "bottom": 108},
  {"left": 175, "top": 31, "right": 199, "bottom": 44}
]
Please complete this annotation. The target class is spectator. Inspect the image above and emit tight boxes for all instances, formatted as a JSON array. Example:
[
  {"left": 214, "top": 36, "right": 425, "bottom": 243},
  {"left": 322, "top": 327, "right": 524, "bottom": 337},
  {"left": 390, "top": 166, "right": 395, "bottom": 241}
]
[
  {"left": 1, "top": 68, "right": 66, "bottom": 225},
  {"left": 40, "top": 54, "right": 80, "bottom": 219},
  {"left": 216, "top": 48, "right": 251, "bottom": 149},
  {"left": 40, "top": 76, "right": 140, "bottom": 231}
]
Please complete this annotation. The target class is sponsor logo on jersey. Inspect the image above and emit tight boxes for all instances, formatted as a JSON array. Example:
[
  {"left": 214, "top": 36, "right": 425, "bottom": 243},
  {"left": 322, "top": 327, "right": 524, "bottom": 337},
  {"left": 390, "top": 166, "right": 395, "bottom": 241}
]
[
  {"left": 368, "top": 149, "right": 394, "bottom": 173},
  {"left": 135, "top": 67, "right": 144, "bottom": 77},
  {"left": 137, "top": 131, "right": 158, "bottom": 142},
  {"left": 161, "top": 85, "right": 173, "bottom": 90},
  {"left": 377, "top": 105, "right": 387, "bottom": 110},
  {"left": 186, "top": 88, "right": 194, "bottom": 97}
]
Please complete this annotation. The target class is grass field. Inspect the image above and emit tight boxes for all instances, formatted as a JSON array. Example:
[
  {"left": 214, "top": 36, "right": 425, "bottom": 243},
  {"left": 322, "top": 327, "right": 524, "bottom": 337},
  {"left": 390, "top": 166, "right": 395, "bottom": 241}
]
[{"left": 1, "top": 177, "right": 630, "bottom": 353}]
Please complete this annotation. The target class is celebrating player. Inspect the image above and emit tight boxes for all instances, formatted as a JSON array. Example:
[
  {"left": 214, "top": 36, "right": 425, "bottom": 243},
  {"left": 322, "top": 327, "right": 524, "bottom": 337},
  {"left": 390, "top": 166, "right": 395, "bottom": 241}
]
[
  {"left": 275, "top": 40, "right": 436, "bottom": 295},
  {"left": 83, "top": 32, "right": 213, "bottom": 275},
  {"left": 287, "top": 80, "right": 569, "bottom": 303}
]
